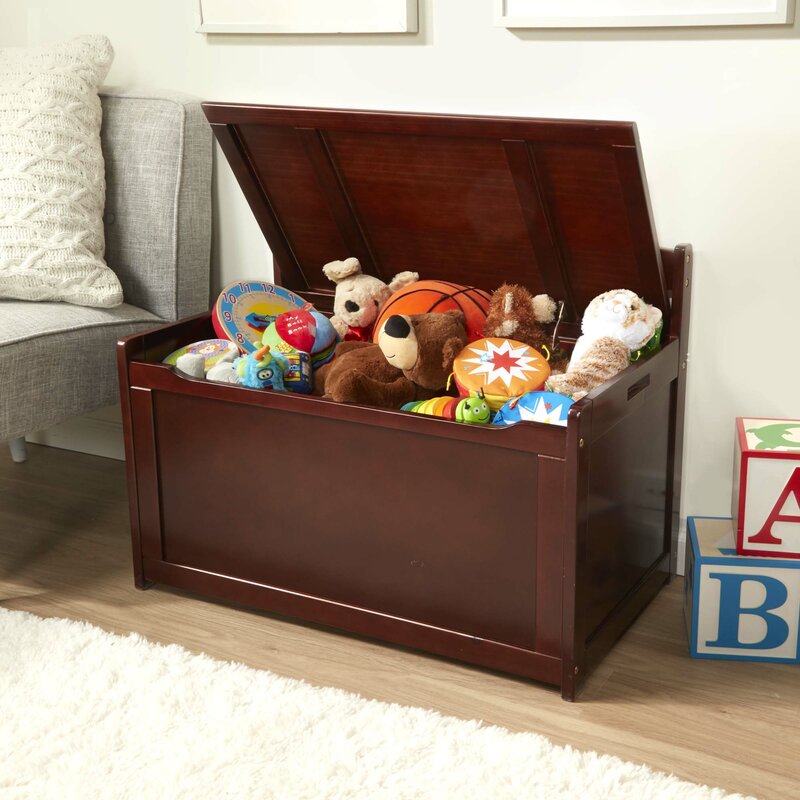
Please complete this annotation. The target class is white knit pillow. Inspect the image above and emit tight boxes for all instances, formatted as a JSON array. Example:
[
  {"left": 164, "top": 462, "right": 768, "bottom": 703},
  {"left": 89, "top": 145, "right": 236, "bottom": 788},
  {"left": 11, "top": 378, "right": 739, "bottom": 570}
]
[{"left": 0, "top": 35, "right": 122, "bottom": 308}]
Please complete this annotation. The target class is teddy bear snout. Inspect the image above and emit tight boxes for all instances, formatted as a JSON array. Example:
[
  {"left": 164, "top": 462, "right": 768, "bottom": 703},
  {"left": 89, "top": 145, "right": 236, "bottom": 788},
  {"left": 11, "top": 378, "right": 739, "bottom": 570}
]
[
  {"left": 378, "top": 314, "right": 418, "bottom": 370},
  {"left": 384, "top": 315, "right": 411, "bottom": 339},
  {"left": 344, "top": 300, "right": 360, "bottom": 313}
]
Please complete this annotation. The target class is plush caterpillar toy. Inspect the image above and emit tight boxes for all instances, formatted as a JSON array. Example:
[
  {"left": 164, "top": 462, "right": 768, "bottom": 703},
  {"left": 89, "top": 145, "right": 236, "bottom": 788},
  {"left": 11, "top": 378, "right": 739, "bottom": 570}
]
[{"left": 402, "top": 392, "right": 491, "bottom": 424}]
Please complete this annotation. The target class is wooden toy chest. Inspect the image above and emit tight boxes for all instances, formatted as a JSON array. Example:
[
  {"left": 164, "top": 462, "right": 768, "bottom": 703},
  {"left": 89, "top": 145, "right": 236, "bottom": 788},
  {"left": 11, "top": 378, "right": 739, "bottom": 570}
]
[{"left": 117, "top": 104, "right": 692, "bottom": 700}]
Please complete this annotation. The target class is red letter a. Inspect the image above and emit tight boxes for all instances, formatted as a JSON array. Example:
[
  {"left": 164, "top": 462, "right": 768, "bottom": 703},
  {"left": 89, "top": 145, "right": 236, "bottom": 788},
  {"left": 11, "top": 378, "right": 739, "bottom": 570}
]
[{"left": 749, "top": 466, "right": 800, "bottom": 545}]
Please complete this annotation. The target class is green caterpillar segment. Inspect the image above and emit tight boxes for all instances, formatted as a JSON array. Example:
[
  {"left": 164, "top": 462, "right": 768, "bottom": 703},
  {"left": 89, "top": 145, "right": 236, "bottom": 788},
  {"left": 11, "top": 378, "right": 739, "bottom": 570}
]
[
  {"left": 456, "top": 396, "right": 491, "bottom": 424},
  {"left": 401, "top": 395, "right": 491, "bottom": 424}
]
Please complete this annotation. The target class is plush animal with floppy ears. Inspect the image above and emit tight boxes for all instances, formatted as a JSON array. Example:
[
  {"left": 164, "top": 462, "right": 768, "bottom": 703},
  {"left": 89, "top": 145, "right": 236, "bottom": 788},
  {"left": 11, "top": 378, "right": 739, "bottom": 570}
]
[
  {"left": 313, "top": 310, "right": 468, "bottom": 409},
  {"left": 483, "top": 283, "right": 569, "bottom": 373},
  {"left": 547, "top": 289, "right": 662, "bottom": 400},
  {"left": 322, "top": 257, "right": 418, "bottom": 342}
]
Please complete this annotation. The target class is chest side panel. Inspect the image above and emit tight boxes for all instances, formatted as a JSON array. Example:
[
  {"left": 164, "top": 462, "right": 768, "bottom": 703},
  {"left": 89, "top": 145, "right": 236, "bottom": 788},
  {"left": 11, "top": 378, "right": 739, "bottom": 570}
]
[{"left": 150, "top": 392, "right": 563, "bottom": 652}]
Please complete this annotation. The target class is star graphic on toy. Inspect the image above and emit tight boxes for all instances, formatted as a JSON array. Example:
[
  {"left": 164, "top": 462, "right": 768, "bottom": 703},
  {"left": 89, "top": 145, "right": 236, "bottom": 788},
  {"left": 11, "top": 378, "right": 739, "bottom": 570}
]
[
  {"left": 462, "top": 340, "right": 542, "bottom": 388},
  {"left": 517, "top": 396, "right": 568, "bottom": 424}
]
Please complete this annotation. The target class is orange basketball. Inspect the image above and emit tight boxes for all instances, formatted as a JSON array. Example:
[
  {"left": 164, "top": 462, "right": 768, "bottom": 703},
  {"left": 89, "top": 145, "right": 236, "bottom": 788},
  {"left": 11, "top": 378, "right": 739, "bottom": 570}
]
[{"left": 372, "top": 280, "right": 491, "bottom": 343}]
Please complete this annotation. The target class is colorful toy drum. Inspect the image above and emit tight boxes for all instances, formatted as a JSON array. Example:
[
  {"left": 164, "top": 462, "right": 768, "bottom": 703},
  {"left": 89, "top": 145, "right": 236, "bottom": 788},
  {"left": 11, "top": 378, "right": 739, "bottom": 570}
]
[
  {"left": 453, "top": 337, "right": 550, "bottom": 411},
  {"left": 372, "top": 280, "right": 491, "bottom": 344},
  {"left": 213, "top": 280, "right": 310, "bottom": 353}
]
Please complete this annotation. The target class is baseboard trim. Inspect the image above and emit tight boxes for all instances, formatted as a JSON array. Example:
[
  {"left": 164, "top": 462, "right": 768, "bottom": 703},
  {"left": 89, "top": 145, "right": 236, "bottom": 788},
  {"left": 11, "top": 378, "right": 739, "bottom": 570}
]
[
  {"left": 676, "top": 520, "right": 687, "bottom": 577},
  {"left": 26, "top": 405, "right": 125, "bottom": 461}
]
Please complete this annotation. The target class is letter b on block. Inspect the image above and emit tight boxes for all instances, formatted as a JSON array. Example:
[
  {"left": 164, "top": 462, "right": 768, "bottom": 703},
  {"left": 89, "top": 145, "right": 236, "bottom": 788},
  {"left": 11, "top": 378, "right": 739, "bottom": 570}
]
[
  {"left": 705, "top": 573, "right": 789, "bottom": 650},
  {"left": 697, "top": 565, "right": 800, "bottom": 660}
]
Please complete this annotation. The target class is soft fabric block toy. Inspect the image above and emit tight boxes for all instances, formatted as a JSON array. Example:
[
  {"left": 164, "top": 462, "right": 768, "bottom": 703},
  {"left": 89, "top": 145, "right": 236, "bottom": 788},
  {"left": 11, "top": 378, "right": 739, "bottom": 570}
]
[
  {"left": 261, "top": 308, "right": 339, "bottom": 366},
  {"left": 314, "top": 310, "right": 468, "bottom": 408},
  {"left": 547, "top": 289, "right": 662, "bottom": 400},
  {"left": 483, "top": 283, "right": 569, "bottom": 373},
  {"left": 322, "top": 257, "right": 418, "bottom": 342}
]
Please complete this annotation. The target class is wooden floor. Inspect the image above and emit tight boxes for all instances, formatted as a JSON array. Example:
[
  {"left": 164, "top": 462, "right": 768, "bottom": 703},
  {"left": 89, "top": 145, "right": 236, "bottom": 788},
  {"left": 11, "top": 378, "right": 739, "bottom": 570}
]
[{"left": 2, "top": 444, "right": 798, "bottom": 799}]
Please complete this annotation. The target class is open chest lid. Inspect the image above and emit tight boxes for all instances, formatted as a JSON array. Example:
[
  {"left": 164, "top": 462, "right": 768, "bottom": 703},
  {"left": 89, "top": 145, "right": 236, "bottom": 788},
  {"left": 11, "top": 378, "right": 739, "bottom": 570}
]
[{"left": 202, "top": 103, "right": 668, "bottom": 323}]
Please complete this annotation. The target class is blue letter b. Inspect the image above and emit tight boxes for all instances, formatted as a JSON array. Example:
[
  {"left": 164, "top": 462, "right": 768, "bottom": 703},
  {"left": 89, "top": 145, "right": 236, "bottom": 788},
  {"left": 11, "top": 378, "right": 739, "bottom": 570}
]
[{"left": 706, "top": 573, "right": 789, "bottom": 650}]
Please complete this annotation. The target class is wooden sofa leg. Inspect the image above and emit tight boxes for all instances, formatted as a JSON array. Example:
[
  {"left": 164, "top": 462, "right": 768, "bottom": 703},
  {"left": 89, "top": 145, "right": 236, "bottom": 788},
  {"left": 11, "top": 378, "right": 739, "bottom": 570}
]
[{"left": 9, "top": 437, "right": 27, "bottom": 463}]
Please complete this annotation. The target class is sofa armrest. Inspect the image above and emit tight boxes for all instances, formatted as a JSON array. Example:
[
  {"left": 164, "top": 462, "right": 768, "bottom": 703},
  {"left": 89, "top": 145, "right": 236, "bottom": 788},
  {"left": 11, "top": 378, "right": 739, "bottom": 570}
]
[{"left": 100, "top": 89, "right": 212, "bottom": 321}]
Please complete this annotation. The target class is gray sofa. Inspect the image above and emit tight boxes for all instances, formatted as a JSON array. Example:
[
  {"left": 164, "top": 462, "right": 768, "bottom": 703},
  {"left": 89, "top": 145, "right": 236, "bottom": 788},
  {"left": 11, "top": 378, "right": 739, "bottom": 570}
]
[{"left": 0, "top": 90, "right": 212, "bottom": 462}]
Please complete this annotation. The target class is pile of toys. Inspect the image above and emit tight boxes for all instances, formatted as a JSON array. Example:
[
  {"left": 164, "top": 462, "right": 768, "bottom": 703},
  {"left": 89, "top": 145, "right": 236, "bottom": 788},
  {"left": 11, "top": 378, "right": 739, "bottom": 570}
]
[{"left": 165, "top": 256, "right": 665, "bottom": 428}]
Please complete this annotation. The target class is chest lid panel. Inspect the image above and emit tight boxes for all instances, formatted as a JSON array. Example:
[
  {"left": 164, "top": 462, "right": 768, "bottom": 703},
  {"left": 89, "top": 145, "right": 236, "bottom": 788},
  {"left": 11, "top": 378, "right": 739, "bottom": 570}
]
[{"left": 203, "top": 103, "right": 668, "bottom": 322}]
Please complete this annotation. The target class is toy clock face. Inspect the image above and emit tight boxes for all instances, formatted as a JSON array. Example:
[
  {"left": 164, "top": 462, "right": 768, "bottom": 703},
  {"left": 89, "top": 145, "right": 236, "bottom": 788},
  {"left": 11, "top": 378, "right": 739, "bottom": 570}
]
[{"left": 213, "top": 281, "right": 309, "bottom": 353}]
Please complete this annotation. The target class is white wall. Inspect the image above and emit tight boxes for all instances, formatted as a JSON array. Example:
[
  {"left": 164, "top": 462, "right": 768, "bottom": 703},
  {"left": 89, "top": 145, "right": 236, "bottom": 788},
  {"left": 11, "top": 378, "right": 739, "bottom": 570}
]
[{"left": 7, "top": 0, "right": 800, "bottom": 526}]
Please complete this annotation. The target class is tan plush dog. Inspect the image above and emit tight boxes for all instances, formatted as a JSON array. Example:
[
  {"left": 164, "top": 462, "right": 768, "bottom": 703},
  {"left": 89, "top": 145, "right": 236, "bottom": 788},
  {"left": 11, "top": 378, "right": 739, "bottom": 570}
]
[
  {"left": 322, "top": 257, "right": 418, "bottom": 342},
  {"left": 314, "top": 310, "right": 467, "bottom": 409},
  {"left": 547, "top": 289, "right": 662, "bottom": 399}
]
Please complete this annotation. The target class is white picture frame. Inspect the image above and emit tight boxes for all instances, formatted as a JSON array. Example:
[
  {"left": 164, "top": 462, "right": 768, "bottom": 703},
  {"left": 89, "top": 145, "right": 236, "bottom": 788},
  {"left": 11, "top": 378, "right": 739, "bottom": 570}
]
[
  {"left": 495, "top": 0, "right": 795, "bottom": 28},
  {"left": 197, "top": 0, "right": 418, "bottom": 34}
]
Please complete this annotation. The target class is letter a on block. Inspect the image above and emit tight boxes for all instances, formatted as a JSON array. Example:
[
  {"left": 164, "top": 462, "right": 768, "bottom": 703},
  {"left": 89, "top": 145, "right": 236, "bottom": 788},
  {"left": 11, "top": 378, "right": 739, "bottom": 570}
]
[
  {"left": 749, "top": 466, "right": 800, "bottom": 545},
  {"left": 705, "top": 573, "right": 789, "bottom": 650}
]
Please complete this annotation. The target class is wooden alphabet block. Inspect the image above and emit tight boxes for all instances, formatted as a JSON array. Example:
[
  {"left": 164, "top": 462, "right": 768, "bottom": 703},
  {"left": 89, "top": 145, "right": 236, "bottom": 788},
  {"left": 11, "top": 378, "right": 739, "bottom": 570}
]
[
  {"left": 685, "top": 517, "right": 800, "bottom": 662},
  {"left": 733, "top": 417, "right": 800, "bottom": 559}
]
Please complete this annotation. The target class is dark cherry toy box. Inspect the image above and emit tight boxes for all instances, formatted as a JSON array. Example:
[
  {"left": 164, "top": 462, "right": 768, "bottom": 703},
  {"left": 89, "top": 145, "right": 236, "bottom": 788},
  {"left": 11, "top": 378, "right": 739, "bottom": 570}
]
[{"left": 117, "top": 104, "right": 691, "bottom": 700}]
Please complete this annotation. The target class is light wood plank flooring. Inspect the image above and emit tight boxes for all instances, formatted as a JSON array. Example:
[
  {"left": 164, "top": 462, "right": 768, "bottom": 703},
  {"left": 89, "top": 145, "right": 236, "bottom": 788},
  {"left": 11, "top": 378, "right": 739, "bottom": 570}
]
[{"left": 1, "top": 444, "right": 798, "bottom": 799}]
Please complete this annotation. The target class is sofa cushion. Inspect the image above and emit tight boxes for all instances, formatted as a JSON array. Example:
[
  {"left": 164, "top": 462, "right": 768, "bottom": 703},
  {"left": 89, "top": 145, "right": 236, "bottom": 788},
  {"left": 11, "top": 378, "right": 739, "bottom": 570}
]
[
  {"left": 0, "top": 300, "right": 159, "bottom": 441},
  {"left": 0, "top": 35, "right": 122, "bottom": 308},
  {"left": 0, "top": 298, "right": 158, "bottom": 346},
  {"left": 100, "top": 91, "right": 212, "bottom": 320}
]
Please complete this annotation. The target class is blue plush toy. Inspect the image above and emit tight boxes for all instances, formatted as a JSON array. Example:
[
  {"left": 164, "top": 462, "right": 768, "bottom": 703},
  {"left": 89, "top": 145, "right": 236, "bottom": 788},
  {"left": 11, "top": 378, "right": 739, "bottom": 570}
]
[
  {"left": 493, "top": 390, "right": 574, "bottom": 427},
  {"left": 234, "top": 345, "right": 289, "bottom": 391}
]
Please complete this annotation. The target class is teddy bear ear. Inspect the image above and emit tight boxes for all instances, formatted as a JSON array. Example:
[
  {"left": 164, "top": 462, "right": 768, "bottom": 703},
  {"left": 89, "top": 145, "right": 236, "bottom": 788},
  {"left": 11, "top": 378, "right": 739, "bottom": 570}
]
[
  {"left": 322, "top": 257, "right": 362, "bottom": 284},
  {"left": 442, "top": 309, "right": 466, "bottom": 324},
  {"left": 531, "top": 294, "right": 557, "bottom": 324},
  {"left": 388, "top": 271, "right": 419, "bottom": 292},
  {"left": 441, "top": 336, "right": 466, "bottom": 370}
]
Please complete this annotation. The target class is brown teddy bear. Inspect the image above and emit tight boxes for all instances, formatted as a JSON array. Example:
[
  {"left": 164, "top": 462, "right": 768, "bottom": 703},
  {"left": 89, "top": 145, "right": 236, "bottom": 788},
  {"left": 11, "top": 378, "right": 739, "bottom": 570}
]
[
  {"left": 314, "top": 310, "right": 468, "bottom": 409},
  {"left": 483, "top": 283, "right": 569, "bottom": 373}
]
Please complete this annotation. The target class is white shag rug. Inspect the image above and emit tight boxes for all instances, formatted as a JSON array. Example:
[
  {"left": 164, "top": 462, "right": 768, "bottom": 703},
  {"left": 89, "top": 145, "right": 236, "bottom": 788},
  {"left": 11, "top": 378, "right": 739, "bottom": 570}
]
[{"left": 0, "top": 608, "right": 750, "bottom": 800}]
